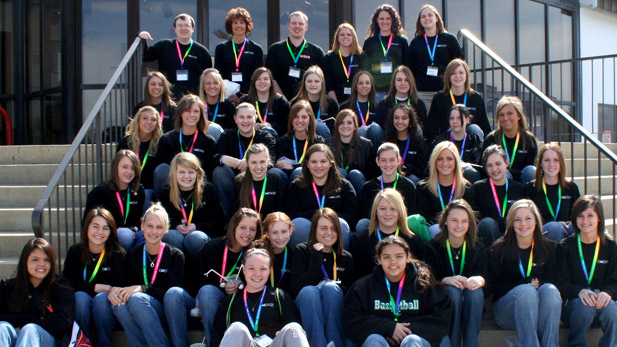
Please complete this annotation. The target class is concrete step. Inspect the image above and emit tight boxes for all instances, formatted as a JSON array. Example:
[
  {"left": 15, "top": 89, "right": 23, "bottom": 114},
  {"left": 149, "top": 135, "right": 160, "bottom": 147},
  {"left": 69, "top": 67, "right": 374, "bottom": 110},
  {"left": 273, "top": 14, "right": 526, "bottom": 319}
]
[
  {"left": 0, "top": 185, "right": 91, "bottom": 208},
  {"left": 0, "top": 163, "right": 105, "bottom": 186},
  {"left": 556, "top": 141, "right": 617, "bottom": 158},
  {"left": 0, "top": 257, "right": 18, "bottom": 280},
  {"left": 573, "top": 175, "right": 617, "bottom": 196},
  {"left": 0, "top": 208, "right": 82, "bottom": 233},
  {"left": 0, "top": 145, "right": 69, "bottom": 165},
  {"left": 0, "top": 232, "right": 38, "bottom": 258},
  {"left": 565, "top": 158, "right": 617, "bottom": 177}
]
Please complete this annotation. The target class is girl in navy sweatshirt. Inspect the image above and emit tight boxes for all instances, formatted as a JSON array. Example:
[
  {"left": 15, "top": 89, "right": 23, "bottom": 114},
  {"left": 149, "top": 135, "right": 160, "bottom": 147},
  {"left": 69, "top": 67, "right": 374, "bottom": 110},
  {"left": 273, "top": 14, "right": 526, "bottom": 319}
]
[{"left": 343, "top": 235, "right": 452, "bottom": 346}]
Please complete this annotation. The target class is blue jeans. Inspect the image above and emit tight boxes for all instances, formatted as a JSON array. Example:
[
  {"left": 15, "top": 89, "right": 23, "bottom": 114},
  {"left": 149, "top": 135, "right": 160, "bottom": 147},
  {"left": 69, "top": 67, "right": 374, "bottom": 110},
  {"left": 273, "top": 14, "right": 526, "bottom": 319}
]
[
  {"left": 563, "top": 297, "right": 617, "bottom": 347},
  {"left": 112, "top": 292, "right": 170, "bottom": 347},
  {"left": 207, "top": 123, "right": 223, "bottom": 142},
  {"left": 164, "top": 287, "right": 196, "bottom": 347},
  {"left": 478, "top": 217, "right": 500, "bottom": 249},
  {"left": 407, "top": 174, "right": 421, "bottom": 185},
  {"left": 212, "top": 165, "right": 235, "bottom": 217},
  {"left": 446, "top": 286, "right": 484, "bottom": 347},
  {"left": 462, "top": 166, "right": 481, "bottom": 184},
  {"left": 355, "top": 218, "right": 369, "bottom": 236},
  {"left": 268, "top": 167, "right": 290, "bottom": 188},
  {"left": 117, "top": 227, "right": 135, "bottom": 252},
  {"left": 154, "top": 163, "right": 171, "bottom": 198},
  {"left": 290, "top": 167, "right": 303, "bottom": 182},
  {"left": 520, "top": 165, "right": 537, "bottom": 185},
  {"left": 162, "top": 229, "right": 210, "bottom": 259},
  {"left": 295, "top": 282, "right": 345, "bottom": 347},
  {"left": 197, "top": 285, "right": 226, "bottom": 346},
  {"left": 290, "top": 217, "right": 351, "bottom": 251},
  {"left": 358, "top": 124, "right": 383, "bottom": 158},
  {"left": 144, "top": 188, "right": 156, "bottom": 213},
  {"left": 363, "top": 333, "right": 450, "bottom": 347},
  {"left": 542, "top": 221, "right": 568, "bottom": 242},
  {"left": 466, "top": 124, "right": 484, "bottom": 139},
  {"left": 0, "top": 322, "right": 57, "bottom": 347},
  {"left": 316, "top": 122, "right": 331, "bottom": 139},
  {"left": 493, "top": 283, "right": 562, "bottom": 347},
  {"left": 338, "top": 168, "right": 365, "bottom": 207},
  {"left": 429, "top": 224, "right": 442, "bottom": 239},
  {"left": 74, "top": 291, "right": 115, "bottom": 347}
]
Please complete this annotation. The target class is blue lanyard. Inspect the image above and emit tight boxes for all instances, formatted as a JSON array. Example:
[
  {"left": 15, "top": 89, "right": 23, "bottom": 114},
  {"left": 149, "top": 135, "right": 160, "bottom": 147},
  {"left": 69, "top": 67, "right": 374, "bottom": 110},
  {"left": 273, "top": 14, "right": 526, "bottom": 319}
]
[{"left": 424, "top": 34, "right": 438, "bottom": 64}]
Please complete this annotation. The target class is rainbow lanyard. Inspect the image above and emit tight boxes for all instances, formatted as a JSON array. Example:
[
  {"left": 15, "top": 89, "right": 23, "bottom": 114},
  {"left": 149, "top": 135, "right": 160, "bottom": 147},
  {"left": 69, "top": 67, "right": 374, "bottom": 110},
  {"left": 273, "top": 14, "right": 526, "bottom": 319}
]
[
  {"left": 577, "top": 234, "right": 601, "bottom": 287},
  {"left": 115, "top": 191, "right": 131, "bottom": 226},
  {"left": 378, "top": 34, "right": 393, "bottom": 60},
  {"left": 237, "top": 130, "right": 255, "bottom": 159},
  {"left": 446, "top": 240, "right": 466, "bottom": 276},
  {"left": 356, "top": 101, "right": 370, "bottom": 126},
  {"left": 180, "top": 194, "right": 194, "bottom": 225},
  {"left": 384, "top": 272, "right": 405, "bottom": 321},
  {"left": 292, "top": 136, "right": 309, "bottom": 163},
  {"left": 251, "top": 176, "right": 268, "bottom": 214},
  {"left": 221, "top": 246, "right": 244, "bottom": 283},
  {"left": 380, "top": 173, "right": 399, "bottom": 191},
  {"left": 338, "top": 50, "right": 354, "bottom": 82},
  {"left": 142, "top": 242, "right": 165, "bottom": 285},
  {"left": 449, "top": 89, "right": 467, "bottom": 106},
  {"left": 320, "top": 250, "right": 337, "bottom": 281},
  {"left": 175, "top": 39, "right": 194, "bottom": 69},
  {"left": 179, "top": 131, "right": 198, "bottom": 153},
  {"left": 502, "top": 132, "right": 520, "bottom": 168},
  {"left": 316, "top": 108, "right": 322, "bottom": 120},
  {"left": 286, "top": 39, "right": 307, "bottom": 67},
  {"left": 542, "top": 180, "right": 561, "bottom": 221},
  {"left": 489, "top": 178, "right": 509, "bottom": 217},
  {"left": 438, "top": 178, "right": 457, "bottom": 211},
  {"left": 243, "top": 286, "right": 267, "bottom": 336},
  {"left": 400, "top": 137, "right": 411, "bottom": 164},
  {"left": 377, "top": 227, "right": 399, "bottom": 242},
  {"left": 340, "top": 152, "right": 350, "bottom": 171},
  {"left": 137, "top": 147, "right": 150, "bottom": 170},
  {"left": 450, "top": 132, "right": 467, "bottom": 159},
  {"left": 83, "top": 249, "right": 105, "bottom": 283},
  {"left": 255, "top": 102, "right": 269, "bottom": 123},
  {"left": 312, "top": 181, "right": 326, "bottom": 208},
  {"left": 232, "top": 39, "right": 247, "bottom": 72},
  {"left": 424, "top": 34, "right": 438, "bottom": 65},
  {"left": 270, "top": 247, "right": 288, "bottom": 287},
  {"left": 207, "top": 102, "right": 220, "bottom": 122},
  {"left": 517, "top": 240, "right": 534, "bottom": 278}
]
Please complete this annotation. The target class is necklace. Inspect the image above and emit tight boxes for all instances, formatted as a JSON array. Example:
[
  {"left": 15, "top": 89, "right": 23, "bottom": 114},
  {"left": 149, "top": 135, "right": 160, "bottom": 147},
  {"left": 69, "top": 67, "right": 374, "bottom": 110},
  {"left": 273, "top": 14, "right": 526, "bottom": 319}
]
[
  {"left": 451, "top": 246, "right": 463, "bottom": 260},
  {"left": 89, "top": 252, "right": 100, "bottom": 263},
  {"left": 147, "top": 253, "right": 157, "bottom": 268},
  {"left": 181, "top": 191, "right": 194, "bottom": 207}
]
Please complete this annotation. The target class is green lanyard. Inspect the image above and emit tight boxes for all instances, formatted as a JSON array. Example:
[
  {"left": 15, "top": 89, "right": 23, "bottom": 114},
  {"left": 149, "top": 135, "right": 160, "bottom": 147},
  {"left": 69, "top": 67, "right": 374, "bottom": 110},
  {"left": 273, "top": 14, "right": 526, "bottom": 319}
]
[
  {"left": 577, "top": 234, "right": 601, "bottom": 287},
  {"left": 286, "top": 39, "right": 307, "bottom": 67},
  {"left": 542, "top": 180, "right": 561, "bottom": 221},
  {"left": 446, "top": 240, "right": 466, "bottom": 276}
]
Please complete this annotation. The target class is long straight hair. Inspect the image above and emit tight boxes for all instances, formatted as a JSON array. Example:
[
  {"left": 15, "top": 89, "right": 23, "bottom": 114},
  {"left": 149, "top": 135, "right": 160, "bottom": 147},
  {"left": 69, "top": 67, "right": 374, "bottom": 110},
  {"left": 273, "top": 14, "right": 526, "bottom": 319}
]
[
  {"left": 297, "top": 144, "right": 343, "bottom": 196},
  {"left": 224, "top": 208, "right": 262, "bottom": 249},
  {"left": 108, "top": 150, "right": 141, "bottom": 194},
  {"left": 368, "top": 188, "right": 413, "bottom": 237},
  {"left": 291, "top": 66, "right": 328, "bottom": 113},
  {"left": 385, "top": 65, "right": 419, "bottom": 104},
  {"left": 494, "top": 96, "right": 534, "bottom": 150},
  {"left": 143, "top": 71, "right": 175, "bottom": 108},
  {"left": 169, "top": 152, "right": 205, "bottom": 211},
  {"left": 534, "top": 142, "right": 572, "bottom": 191},
  {"left": 125, "top": 105, "right": 162, "bottom": 155},
  {"left": 237, "top": 144, "right": 272, "bottom": 212},
  {"left": 247, "top": 67, "right": 276, "bottom": 111},
  {"left": 81, "top": 208, "right": 125, "bottom": 264},
  {"left": 435, "top": 199, "right": 478, "bottom": 249},
  {"left": 347, "top": 70, "right": 377, "bottom": 107},
  {"left": 308, "top": 208, "right": 344, "bottom": 254},
  {"left": 427, "top": 142, "right": 467, "bottom": 199},
  {"left": 286, "top": 100, "right": 317, "bottom": 141},
  {"left": 331, "top": 109, "right": 360, "bottom": 170}
]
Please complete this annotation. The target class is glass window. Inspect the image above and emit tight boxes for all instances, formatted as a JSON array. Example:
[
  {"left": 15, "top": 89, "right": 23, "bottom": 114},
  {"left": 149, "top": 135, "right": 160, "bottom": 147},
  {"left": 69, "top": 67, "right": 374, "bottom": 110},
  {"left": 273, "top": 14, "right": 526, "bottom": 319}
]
[
  {"left": 82, "top": 0, "right": 127, "bottom": 85},
  {"left": 26, "top": 1, "right": 40, "bottom": 92},
  {"left": 519, "top": 0, "right": 545, "bottom": 64},
  {"left": 42, "top": 0, "right": 62, "bottom": 89},
  {"left": 353, "top": 1, "right": 398, "bottom": 47},
  {"left": 43, "top": 93, "right": 63, "bottom": 144},
  {"left": 548, "top": 6, "right": 572, "bottom": 61},
  {"left": 404, "top": 1, "right": 442, "bottom": 38},
  {"left": 0, "top": 0, "right": 14, "bottom": 95},
  {"left": 279, "top": 0, "right": 329, "bottom": 53},
  {"left": 447, "top": 0, "right": 481, "bottom": 39},
  {"left": 485, "top": 0, "right": 515, "bottom": 64},
  {"left": 140, "top": 0, "right": 197, "bottom": 47},
  {"left": 208, "top": 1, "right": 267, "bottom": 50}
]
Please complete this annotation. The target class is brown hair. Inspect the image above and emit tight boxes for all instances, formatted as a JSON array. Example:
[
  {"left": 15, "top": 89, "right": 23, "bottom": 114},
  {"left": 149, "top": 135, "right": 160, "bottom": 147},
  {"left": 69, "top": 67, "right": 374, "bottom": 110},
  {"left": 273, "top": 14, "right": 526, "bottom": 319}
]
[
  {"left": 571, "top": 195, "right": 608, "bottom": 243},
  {"left": 125, "top": 106, "right": 162, "bottom": 156},
  {"left": 247, "top": 68, "right": 276, "bottom": 112},
  {"left": 368, "top": 4, "right": 405, "bottom": 37},
  {"left": 224, "top": 7, "right": 253, "bottom": 35},
  {"left": 286, "top": 100, "right": 317, "bottom": 141},
  {"left": 435, "top": 199, "right": 479, "bottom": 248},
  {"left": 174, "top": 94, "right": 208, "bottom": 133},
  {"left": 224, "top": 208, "right": 262, "bottom": 249},
  {"left": 297, "top": 144, "right": 343, "bottom": 196},
  {"left": 308, "top": 208, "right": 344, "bottom": 254},
  {"left": 441, "top": 59, "right": 471, "bottom": 94},
  {"left": 414, "top": 4, "right": 446, "bottom": 37},
  {"left": 108, "top": 150, "right": 141, "bottom": 194},
  {"left": 534, "top": 142, "right": 572, "bottom": 191},
  {"left": 81, "top": 208, "right": 124, "bottom": 264},
  {"left": 385, "top": 65, "right": 419, "bottom": 104},
  {"left": 331, "top": 109, "right": 360, "bottom": 170}
]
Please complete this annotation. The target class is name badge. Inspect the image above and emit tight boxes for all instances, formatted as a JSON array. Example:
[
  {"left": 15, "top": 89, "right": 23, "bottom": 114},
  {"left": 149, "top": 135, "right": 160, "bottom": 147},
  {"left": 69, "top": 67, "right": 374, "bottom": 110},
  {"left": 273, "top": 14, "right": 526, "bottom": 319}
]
[
  {"left": 231, "top": 72, "right": 243, "bottom": 82},
  {"left": 343, "top": 87, "right": 352, "bottom": 95},
  {"left": 426, "top": 66, "right": 439, "bottom": 77},
  {"left": 288, "top": 67, "right": 301, "bottom": 78},
  {"left": 380, "top": 62, "right": 392, "bottom": 74},
  {"left": 254, "top": 334, "right": 273, "bottom": 347},
  {"left": 176, "top": 70, "right": 189, "bottom": 81}
]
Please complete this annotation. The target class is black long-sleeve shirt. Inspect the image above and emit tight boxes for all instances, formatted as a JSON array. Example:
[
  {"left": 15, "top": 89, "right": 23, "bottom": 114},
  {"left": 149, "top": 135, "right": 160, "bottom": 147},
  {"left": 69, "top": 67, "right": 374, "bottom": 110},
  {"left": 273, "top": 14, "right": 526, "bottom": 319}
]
[
  {"left": 289, "top": 242, "right": 354, "bottom": 297},
  {"left": 416, "top": 180, "right": 475, "bottom": 225},
  {"left": 340, "top": 100, "right": 378, "bottom": 127},
  {"left": 426, "top": 90, "right": 491, "bottom": 142},
  {"left": 430, "top": 131, "right": 483, "bottom": 166},
  {"left": 205, "top": 100, "right": 237, "bottom": 131},
  {"left": 285, "top": 178, "right": 358, "bottom": 227},
  {"left": 122, "top": 243, "right": 184, "bottom": 302},
  {"left": 406, "top": 32, "right": 462, "bottom": 92},
  {"left": 395, "top": 137, "right": 429, "bottom": 179},
  {"left": 376, "top": 97, "right": 428, "bottom": 129},
  {"left": 322, "top": 51, "right": 369, "bottom": 103},
  {"left": 525, "top": 181, "right": 581, "bottom": 224},
  {"left": 142, "top": 39, "right": 212, "bottom": 98},
  {"left": 266, "top": 38, "right": 325, "bottom": 101},
  {"left": 360, "top": 175, "right": 418, "bottom": 218},
  {"left": 0, "top": 276, "right": 74, "bottom": 340},
  {"left": 556, "top": 235, "right": 617, "bottom": 300},
  {"left": 424, "top": 240, "right": 487, "bottom": 280},
  {"left": 214, "top": 39, "right": 264, "bottom": 94},
  {"left": 326, "top": 136, "right": 375, "bottom": 178},
  {"left": 239, "top": 94, "right": 290, "bottom": 136},
  {"left": 194, "top": 237, "right": 245, "bottom": 296},
  {"left": 159, "top": 182, "right": 225, "bottom": 238},
  {"left": 343, "top": 265, "right": 452, "bottom": 346},
  {"left": 232, "top": 172, "right": 287, "bottom": 219},
  {"left": 472, "top": 178, "right": 528, "bottom": 233},
  {"left": 156, "top": 129, "right": 217, "bottom": 179},
  {"left": 483, "top": 131, "right": 538, "bottom": 182},
  {"left": 214, "top": 128, "right": 277, "bottom": 170},
  {"left": 276, "top": 135, "right": 325, "bottom": 176},
  {"left": 363, "top": 35, "right": 409, "bottom": 92},
  {"left": 84, "top": 183, "right": 145, "bottom": 230},
  {"left": 117, "top": 137, "right": 157, "bottom": 189},
  {"left": 62, "top": 244, "right": 124, "bottom": 296},
  {"left": 133, "top": 101, "right": 176, "bottom": 133}
]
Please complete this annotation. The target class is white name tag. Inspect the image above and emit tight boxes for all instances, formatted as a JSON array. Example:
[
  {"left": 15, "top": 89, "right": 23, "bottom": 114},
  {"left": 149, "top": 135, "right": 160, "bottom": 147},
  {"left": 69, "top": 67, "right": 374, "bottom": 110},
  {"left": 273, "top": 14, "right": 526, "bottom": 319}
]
[
  {"left": 288, "top": 67, "right": 301, "bottom": 78},
  {"left": 231, "top": 72, "right": 243, "bottom": 82},
  {"left": 176, "top": 70, "right": 189, "bottom": 81},
  {"left": 254, "top": 334, "right": 273, "bottom": 347},
  {"left": 380, "top": 62, "right": 392, "bottom": 74},
  {"left": 426, "top": 66, "right": 439, "bottom": 77},
  {"left": 343, "top": 87, "right": 352, "bottom": 95}
]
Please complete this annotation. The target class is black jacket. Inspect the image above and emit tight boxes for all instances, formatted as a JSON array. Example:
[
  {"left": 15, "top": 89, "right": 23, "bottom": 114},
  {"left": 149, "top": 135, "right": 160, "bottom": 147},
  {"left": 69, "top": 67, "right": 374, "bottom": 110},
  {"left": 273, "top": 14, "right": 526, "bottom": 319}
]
[
  {"left": 62, "top": 244, "right": 125, "bottom": 296},
  {"left": 157, "top": 129, "right": 217, "bottom": 179},
  {"left": 343, "top": 265, "right": 452, "bottom": 346},
  {"left": 424, "top": 240, "right": 487, "bottom": 280},
  {"left": 483, "top": 130, "right": 538, "bottom": 182},
  {"left": 406, "top": 32, "right": 462, "bottom": 92},
  {"left": 84, "top": 183, "right": 145, "bottom": 230},
  {"left": 426, "top": 90, "right": 491, "bottom": 141}
]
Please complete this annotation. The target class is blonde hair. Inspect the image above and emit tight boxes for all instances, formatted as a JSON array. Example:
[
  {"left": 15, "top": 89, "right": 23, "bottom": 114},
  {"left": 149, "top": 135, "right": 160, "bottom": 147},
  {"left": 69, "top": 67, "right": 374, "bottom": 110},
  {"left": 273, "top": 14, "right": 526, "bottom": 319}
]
[
  {"left": 199, "top": 68, "right": 227, "bottom": 103},
  {"left": 441, "top": 59, "right": 472, "bottom": 94},
  {"left": 125, "top": 106, "right": 162, "bottom": 156},
  {"left": 427, "top": 142, "right": 467, "bottom": 199},
  {"left": 168, "top": 152, "right": 205, "bottom": 211},
  {"left": 292, "top": 66, "right": 328, "bottom": 113},
  {"left": 331, "top": 23, "right": 362, "bottom": 55},
  {"left": 368, "top": 189, "right": 413, "bottom": 238},
  {"left": 142, "top": 202, "right": 170, "bottom": 233},
  {"left": 386, "top": 65, "right": 419, "bottom": 104}
]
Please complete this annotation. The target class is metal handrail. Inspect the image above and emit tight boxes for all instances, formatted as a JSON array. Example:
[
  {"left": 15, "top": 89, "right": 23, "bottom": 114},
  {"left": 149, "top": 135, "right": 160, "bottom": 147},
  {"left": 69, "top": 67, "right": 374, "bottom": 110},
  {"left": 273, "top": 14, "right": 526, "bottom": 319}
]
[
  {"left": 457, "top": 28, "right": 617, "bottom": 163},
  {"left": 32, "top": 37, "right": 144, "bottom": 240}
]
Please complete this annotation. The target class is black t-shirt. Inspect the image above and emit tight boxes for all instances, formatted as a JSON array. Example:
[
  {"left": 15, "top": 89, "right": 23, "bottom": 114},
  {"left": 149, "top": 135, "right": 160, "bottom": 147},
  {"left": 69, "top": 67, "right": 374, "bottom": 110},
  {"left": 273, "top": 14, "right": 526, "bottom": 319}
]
[
  {"left": 266, "top": 38, "right": 325, "bottom": 100},
  {"left": 240, "top": 94, "right": 291, "bottom": 136},
  {"left": 526, "top": 180, "right": 581, "bottom": 224},
  {"left": 426, "top": 90, "right": 491, "bottom": 141},
  {"left": 472, "top": 178, "right": 529, "bottom": 232},
  {"left": 117, "top": 137, "right": 157, "bottom": 189},
  {"left": 157, "top": 129, "right": 217, "bottom": 179},
  {"left": 205, "top": 100, "right": 237, "bottom": 130},
  {"left": 322, "top": 51, "right": 369, "bottom": 103},
  {"left": 340, "top": 100, "right": 378, "bottom": 127},
  {"left": 483, "top": 131, "right": 538, "bottom": 181},
  {"left": 406, "top": 32, "right": 462, "bottom": 92},
  {"left": 133, "top": 101, "right": 176, "bottom": 133},
  {"left": 362, "top": 35, "right": 409, "bottom": 92},
  {"left": 143, "top": 39, "right": 212, "bottom": 98},
  {"left": 214, "top": 39, "right": 264, "bottom": 94}
]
